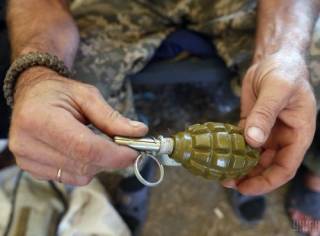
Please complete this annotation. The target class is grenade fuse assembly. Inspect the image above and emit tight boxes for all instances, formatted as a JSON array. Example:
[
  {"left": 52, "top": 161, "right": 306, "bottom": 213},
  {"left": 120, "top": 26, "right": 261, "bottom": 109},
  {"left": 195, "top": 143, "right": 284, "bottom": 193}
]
[{"left": 114, "top": 122, "right": 260, "bottom": 187}]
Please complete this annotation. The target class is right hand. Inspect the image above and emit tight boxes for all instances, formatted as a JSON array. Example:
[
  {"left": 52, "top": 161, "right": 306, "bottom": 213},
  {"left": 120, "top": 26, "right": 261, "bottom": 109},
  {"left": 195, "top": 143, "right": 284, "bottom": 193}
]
[{"left": 9, "top": 67, "right": 148, "bottom": 185}]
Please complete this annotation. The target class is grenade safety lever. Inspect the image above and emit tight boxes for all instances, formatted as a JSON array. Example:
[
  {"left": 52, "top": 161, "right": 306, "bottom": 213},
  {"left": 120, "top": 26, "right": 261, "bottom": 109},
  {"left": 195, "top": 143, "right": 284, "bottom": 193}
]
[
  {"left": 114, "top": 136, "right": 175, "bottom": 155},
  {"left": 114, "top": 122, "right": 260, "bottom": 187}
]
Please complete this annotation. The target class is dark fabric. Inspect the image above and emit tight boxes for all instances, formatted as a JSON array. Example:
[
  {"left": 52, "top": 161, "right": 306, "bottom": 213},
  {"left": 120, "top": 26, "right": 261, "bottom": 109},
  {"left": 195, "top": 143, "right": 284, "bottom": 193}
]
[
  {"left": 119, "top": 159, "right": 154, "bottom": 192},
  {"left": 0, "top": 1, "right": 6, "bottom": 24},
  {"left": 131, "top": 29, "right": 232, "bottom": 85},
  {"left": 303, "top": 113, "right": 320, "bottom": 175},
  {"left": 130, "top": 57, "right": 232, "bottom": 85},
  {"left": 152, "top": 29, "right": 215, "bottom": 61},
  {"left": 0, "top": 1, "right": 11, "bottom": 139},
  {"left": 229, "top": 189, "right": 266, "bottom": 224},
  {"left": 115, "top": 160, "right": 154, "bottom": 236}
]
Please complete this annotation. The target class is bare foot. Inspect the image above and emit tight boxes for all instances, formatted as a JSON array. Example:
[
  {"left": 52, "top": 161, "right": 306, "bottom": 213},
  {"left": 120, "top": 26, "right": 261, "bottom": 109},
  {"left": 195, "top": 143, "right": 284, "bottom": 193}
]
[{"left": 290, "top": 170, "right": 320, "bottom": 236}]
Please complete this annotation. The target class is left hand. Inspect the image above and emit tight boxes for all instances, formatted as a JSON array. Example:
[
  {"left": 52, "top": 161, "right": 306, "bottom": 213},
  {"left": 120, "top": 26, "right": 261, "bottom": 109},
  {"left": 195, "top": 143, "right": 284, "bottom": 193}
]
[{"left": 223, "top": 49, "right": 317, "bottom": 195}]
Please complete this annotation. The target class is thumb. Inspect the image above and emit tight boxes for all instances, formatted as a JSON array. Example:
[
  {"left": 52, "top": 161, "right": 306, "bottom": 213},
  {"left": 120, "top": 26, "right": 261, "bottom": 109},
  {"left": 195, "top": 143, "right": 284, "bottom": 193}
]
[
  {"left": 76, "top": 86, "right": 148, "bottom": 137},
  {"left": 244, "top": 80, "right": 291, "bottom": 148}
]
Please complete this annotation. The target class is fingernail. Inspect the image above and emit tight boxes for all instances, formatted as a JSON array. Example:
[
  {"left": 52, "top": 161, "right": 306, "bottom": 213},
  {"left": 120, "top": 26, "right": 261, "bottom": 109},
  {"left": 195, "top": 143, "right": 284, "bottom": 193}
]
[
  {"left": 247, "top": 127, "right": 265, "bottom": 143},
  {"left": 129, "top": 120, "right": 147, "bottom": 128},
  {"left": 222, "top": 180, "right": 236, "bottom": 189},
  {"left": 224, "top": 185, "right": 235, "bottom": 189}
]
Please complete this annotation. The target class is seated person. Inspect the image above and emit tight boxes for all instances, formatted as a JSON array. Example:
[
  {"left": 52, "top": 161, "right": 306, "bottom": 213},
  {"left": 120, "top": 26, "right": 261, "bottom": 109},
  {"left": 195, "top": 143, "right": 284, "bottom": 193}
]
[{"left": 3, "top": 0, "right": 320, "bottom": 235}]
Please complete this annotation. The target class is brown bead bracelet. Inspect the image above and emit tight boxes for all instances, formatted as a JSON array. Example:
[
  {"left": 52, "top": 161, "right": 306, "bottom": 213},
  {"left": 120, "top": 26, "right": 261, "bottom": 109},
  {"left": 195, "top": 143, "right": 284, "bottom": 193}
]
[{"left": 3, "top": 52, "right": 74, "bottom": 108}]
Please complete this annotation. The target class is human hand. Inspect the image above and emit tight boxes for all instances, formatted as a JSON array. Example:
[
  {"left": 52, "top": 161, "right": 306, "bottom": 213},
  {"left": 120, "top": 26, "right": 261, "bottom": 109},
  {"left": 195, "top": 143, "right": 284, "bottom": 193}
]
[
  {"left": 9, "top": 67, "right": 148, "bottom": 185},
  {"left": 223, "top": 50, "right": 317, "bottom": 195}
]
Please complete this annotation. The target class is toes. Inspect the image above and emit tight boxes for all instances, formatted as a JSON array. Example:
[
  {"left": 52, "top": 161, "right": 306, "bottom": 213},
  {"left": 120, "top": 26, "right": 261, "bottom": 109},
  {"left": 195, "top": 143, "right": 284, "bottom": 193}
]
[{"left": 290, "top": 209, "right": 320, "bottom": 235}]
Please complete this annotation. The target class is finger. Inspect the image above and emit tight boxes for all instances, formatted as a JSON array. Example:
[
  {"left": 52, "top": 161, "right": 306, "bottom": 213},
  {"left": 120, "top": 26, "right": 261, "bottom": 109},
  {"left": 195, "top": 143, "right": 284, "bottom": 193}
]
[
  {"left": 259, "top": 149, "right": 276, "bottom": 167},
  {"left": 74, "top": 85, "right": 148, "bottom": 137},
  {"left": 244, "top": 79, "right": 292, "bottom": 148},
  {"left": 221, "top": 179, "right": 237, "bottom": 189},
  {"left": 33, "top": 111, "right": 139, "bottom": 169},
  {"left": 240, "top": 66, "right": 257, "bottom": 120},
  {"left": 15, "top": 157, "right": 92, "bottom": 186},
  {"left": 221, "top": 174, "right": 249, "bottom": 188},
  {"left": 246, "top": 149, "right": 276, "bottom": 178},
  {"left": 12, "top": 133, "right": 102, "bottom": 176},
  {"left": 238, "top": 118, "right": 246, "bottom": 130},
  {"left": 222, "top": 148, "right": 275, "bottom": 188},
  {"left": 236, "top": 143, "right": 304, "bottom": 195},
  {"left": 246, "top": 164, "right": 265, "bottom": 178}
]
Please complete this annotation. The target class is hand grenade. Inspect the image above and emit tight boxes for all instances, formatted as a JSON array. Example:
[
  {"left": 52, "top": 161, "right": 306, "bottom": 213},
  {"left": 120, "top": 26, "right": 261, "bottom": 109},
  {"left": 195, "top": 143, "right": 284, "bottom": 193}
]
[{"left": 115, "top": 122, "right": 260, "bottom": 186}]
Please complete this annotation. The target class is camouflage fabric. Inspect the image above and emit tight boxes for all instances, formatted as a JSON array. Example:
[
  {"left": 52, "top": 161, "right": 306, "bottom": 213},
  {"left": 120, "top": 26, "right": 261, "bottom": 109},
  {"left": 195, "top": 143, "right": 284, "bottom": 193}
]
[
  {"left": 70, "top": 0, "right": 257, "bottom": 119},
  {"left": 309, "top": 19, "right": 320, "bottom": 110},
  {"left": 305, "top": 20, "right": 320, "bottom": 176},
  {"left": 69, "top": 0, "right": 320, "bottom": 175}
]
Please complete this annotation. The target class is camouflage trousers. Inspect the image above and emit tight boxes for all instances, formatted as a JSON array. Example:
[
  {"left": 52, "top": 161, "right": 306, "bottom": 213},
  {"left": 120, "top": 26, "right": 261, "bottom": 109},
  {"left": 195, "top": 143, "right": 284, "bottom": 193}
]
[{"left": 69, "top": 0, "right": 320, "bottom": 175}]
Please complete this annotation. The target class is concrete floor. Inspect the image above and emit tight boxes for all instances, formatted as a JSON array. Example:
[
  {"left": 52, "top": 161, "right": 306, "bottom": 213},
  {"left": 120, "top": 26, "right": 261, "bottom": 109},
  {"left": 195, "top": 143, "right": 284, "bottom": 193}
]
[
  {"left": 142, "top": 168, "right": 295, "bottom": 236},
  {"left": 133, "top": 84, "right": 297, "bottom": 236}
]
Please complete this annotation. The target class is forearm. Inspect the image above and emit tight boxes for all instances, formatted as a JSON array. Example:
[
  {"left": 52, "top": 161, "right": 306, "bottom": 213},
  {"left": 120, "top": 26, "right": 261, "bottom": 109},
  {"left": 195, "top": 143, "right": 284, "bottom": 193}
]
[
  {"left": 6, "top": 0, "right": 79, "bottom": 68},
  {"left": 254, "top": 0, "right": 320, "bottom": 62}
]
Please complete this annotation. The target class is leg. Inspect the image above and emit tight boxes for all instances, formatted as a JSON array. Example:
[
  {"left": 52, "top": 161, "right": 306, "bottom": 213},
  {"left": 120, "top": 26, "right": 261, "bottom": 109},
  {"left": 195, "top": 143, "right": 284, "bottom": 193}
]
[
  {"left": 188, "top": 0, "right": 257, "bottom": 73},
  {"left": 70, "top": 0, "right": 171, "bottom": 120},
  {"left": 184, "top": 0, "right": 257, "bottom": 97}
]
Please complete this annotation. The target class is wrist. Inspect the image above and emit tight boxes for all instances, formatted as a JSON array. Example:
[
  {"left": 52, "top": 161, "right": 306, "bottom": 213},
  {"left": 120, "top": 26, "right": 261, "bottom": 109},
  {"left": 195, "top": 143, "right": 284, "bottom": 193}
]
[
  {"left": 254, "top": 0, "right": 315, "bottom": 64},
  {"left": 15, "top": 66, "right": 58, "bottom": 91},
  {"left": 253, "top": 45, "right": 307, "bottom": 64},
  {"left": 14, "top": 67, "right": 66, "bottom": 106},
  {"left": 3, "top": 52, "right": 73, "bottom": 107},
  {"left": 250, "top": 47, "right": 310, "bottom": 85}
]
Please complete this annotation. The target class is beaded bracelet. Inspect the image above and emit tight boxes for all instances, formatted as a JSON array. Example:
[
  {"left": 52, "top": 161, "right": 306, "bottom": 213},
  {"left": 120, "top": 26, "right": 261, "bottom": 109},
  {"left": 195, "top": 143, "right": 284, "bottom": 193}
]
[{"left": 3, "top": 52, "right": 74, "bottom": 108}]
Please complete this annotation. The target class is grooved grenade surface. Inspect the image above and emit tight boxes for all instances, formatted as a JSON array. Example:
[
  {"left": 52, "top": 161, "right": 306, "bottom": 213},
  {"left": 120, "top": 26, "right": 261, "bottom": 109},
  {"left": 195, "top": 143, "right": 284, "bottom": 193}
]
[{"left": 170, "top": 122, "right": 260, "bottom": 180}]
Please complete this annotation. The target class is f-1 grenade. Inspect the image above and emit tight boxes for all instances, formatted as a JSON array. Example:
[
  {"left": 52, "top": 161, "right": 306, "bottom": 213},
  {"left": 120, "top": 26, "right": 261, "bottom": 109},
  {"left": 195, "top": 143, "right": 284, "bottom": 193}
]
[
  {"left": 170, "top": 122, "right": 260, "bottom": 180},
  {"left": 115, "top": 122, "right": 260, "bottom": 181}
]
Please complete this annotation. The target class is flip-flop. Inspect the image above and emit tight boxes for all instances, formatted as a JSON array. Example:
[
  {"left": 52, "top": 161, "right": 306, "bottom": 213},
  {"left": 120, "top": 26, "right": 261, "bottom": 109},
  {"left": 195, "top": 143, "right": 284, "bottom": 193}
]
[
  {"left": 229, "top": 189, "right": 266, "bottom": 224},
  {"left": 114, "top": 159, "right": 155, "bottom": 236},
  {"left": 285, "top": 166, "right": 320, "bottom": 235}
]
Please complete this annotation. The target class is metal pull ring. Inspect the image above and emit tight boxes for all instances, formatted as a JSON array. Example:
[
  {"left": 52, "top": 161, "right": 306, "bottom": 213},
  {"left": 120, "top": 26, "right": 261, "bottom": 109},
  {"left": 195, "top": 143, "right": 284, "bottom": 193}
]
[{"left": 134, "top": 152, "right": 164, "bottom": 187}]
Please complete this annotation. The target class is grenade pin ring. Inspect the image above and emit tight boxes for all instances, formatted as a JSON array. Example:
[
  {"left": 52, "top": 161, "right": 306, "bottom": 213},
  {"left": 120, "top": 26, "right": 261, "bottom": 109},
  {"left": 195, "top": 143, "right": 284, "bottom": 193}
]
[{"left": 134, "top": 152, "right": 164, "bottom": 187}]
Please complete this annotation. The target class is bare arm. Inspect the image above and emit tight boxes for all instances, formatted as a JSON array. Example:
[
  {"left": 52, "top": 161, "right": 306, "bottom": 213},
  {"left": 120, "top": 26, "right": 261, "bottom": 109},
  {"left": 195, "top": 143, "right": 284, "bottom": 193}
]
[
  {"left": 6, "top": 0, "right": 147, "bottom": 185},
  {"left": 7, "top": 0, "right": 79, "bottom": 67},
  {"left": 254, "top": 0, "right": 320, "bottom": 61},
  {"left": 224, "top": 0, "right": 320, "bottom": 194}
]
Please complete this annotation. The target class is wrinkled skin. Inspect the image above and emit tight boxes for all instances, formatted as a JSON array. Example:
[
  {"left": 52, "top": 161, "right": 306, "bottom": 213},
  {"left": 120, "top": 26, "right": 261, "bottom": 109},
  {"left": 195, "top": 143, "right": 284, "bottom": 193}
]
[
  {"left": 223, "top": 50, "right": 317, "bottom": 195},
  {"left": 9, "top": 67, "right": 148, "bottom": 185}
]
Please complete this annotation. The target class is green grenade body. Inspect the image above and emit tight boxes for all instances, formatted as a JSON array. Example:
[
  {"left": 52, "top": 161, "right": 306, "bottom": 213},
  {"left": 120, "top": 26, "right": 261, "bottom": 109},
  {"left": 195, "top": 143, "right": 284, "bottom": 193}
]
[{"left": 170, "top": 122, "right": 260, "bottom": 180}]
